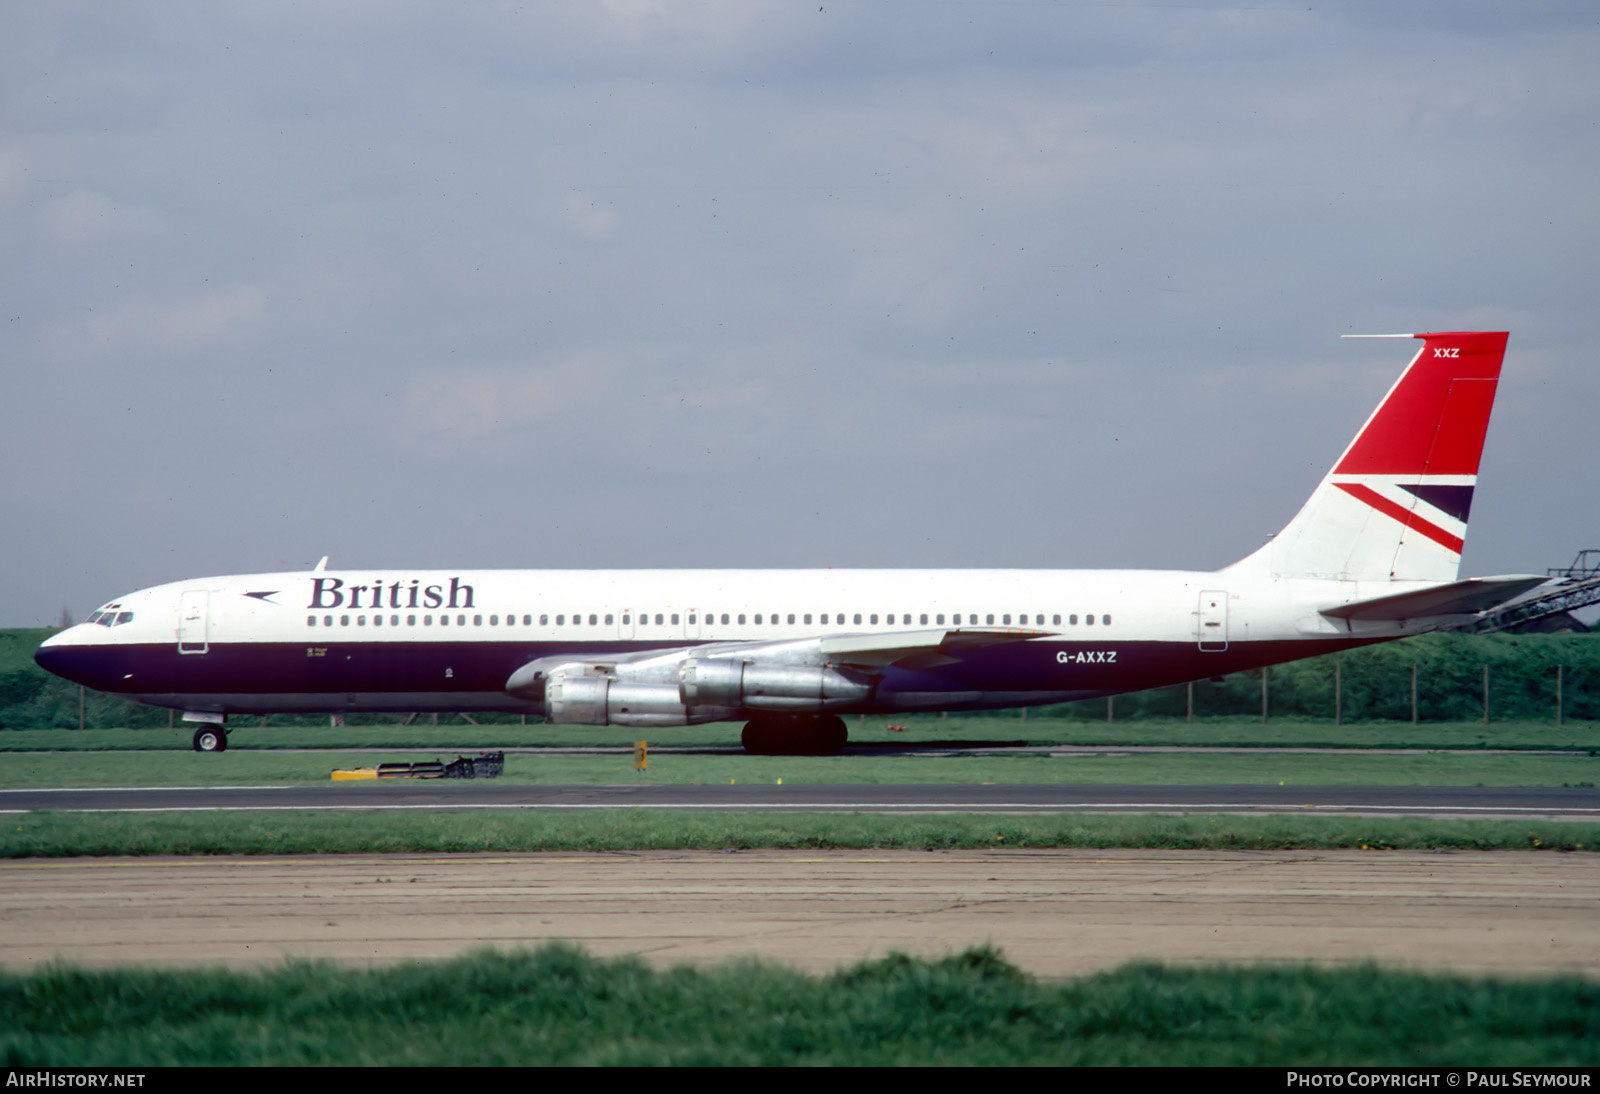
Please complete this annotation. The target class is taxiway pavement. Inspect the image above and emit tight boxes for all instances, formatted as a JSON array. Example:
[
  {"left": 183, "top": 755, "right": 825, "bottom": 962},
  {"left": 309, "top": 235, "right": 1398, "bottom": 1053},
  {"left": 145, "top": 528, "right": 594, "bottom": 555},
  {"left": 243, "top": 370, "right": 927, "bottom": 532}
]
[{"left": 4, "top": 781, "right": 1597, "bottom": 819}]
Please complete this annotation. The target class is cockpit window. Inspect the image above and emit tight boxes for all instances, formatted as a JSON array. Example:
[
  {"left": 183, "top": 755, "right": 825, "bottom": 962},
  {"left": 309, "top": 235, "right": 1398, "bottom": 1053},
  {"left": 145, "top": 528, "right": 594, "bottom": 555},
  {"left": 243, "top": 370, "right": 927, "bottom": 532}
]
[{"left": 114, "top": 612, "right": 133, "bottom": 626}]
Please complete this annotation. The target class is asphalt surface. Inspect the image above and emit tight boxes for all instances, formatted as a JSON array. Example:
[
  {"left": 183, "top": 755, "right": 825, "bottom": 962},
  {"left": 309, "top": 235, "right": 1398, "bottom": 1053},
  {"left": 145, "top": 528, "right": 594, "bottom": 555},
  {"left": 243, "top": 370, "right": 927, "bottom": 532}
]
[{"left": 5, "top": 781, "right": 1599, "bottom": 818}]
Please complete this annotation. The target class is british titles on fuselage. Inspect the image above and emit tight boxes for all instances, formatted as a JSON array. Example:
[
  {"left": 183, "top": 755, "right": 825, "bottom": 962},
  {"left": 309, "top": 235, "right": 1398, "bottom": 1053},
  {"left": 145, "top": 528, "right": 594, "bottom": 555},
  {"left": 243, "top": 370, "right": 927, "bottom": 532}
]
[{"left": 307, "top": 577, "right": 475, "bottom": 611}]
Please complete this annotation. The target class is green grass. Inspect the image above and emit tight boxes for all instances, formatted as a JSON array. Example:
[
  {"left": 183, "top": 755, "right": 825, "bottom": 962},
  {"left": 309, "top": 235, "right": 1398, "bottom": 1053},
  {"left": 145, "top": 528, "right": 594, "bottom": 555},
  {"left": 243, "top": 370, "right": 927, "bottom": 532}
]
[
  {"left": 3, "top": 945, "right": 1596, "bottom": 1065},
  {"left": 0, "top": 740, "right": 1596, "bottom": 789},
  {"left": 6, "top": 714, "right": 1599, "bottom": 752},
  {"left": 4, "top": 715, "right": 1595, "bottom": 858},
  {"left": 4, "top": 809, "right": 1595, "bottom": 857}
]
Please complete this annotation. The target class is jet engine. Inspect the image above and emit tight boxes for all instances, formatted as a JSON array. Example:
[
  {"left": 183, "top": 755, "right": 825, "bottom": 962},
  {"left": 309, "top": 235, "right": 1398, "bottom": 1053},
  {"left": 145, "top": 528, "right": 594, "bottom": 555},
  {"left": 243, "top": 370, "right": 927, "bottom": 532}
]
[
  {"left": 677, "top": 658, "right": 871, "bottom": 710},
  {"left": 504, "top": 640, "right": 878, "bottom": 728}
]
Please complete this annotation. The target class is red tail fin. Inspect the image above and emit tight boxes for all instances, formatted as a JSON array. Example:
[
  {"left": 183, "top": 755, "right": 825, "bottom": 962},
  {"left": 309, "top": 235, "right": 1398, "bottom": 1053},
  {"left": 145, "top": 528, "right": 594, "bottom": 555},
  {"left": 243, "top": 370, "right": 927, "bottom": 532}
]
[
  {"left": 1333, "top": 331, "right": 1507, "bottom": 477},
  {"left": 1230, "top": 331, "right": 1509, "bottom": 583}
]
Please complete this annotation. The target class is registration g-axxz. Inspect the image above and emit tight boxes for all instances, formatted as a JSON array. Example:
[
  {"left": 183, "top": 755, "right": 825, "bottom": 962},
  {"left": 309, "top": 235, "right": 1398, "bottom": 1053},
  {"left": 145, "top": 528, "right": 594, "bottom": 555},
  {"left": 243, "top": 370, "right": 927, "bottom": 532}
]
[
  {"left": 37, "top": 332, "right": 1543, "bottom": 756},
  {"left": 1057, "top": 650, "right": 1116, "bottom": 664}
]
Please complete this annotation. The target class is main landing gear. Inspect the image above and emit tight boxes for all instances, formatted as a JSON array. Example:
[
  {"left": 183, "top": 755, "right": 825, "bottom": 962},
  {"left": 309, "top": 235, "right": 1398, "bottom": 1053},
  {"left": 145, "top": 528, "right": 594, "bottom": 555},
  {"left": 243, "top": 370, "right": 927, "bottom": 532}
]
[
  {"left": 740, "top": 713, "right": 848, "bottom": 756},
  {"left": 192, "top": 724, "right": 228, "bottom": 753}
]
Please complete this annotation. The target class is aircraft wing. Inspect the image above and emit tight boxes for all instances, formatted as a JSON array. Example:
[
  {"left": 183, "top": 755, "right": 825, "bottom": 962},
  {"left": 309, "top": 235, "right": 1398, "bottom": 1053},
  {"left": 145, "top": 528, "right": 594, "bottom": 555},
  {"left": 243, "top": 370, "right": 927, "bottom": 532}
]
[
  {"left": 503, "top": 626, "right": 1056, "bottom": 698},
  {"left": 1319, "top": 575, "right": 1548, "bottom": 623},
  {"left": 820, "top": 627, "right": 1055, "bottom": 670}
]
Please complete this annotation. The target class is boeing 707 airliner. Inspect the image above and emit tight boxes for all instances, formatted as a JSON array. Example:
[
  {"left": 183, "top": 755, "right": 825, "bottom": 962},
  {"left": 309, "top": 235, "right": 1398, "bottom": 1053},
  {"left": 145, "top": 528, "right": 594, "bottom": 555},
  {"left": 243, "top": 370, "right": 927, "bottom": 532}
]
[{"left": 35, "top": 331, "right": 1544, "bottom": 754}]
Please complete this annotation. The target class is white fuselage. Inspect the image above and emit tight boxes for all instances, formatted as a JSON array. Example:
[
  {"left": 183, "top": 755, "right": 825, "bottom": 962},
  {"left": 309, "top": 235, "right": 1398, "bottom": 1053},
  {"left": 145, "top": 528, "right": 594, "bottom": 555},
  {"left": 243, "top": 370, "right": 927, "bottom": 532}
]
[{"left": 35, "top": 565, "right": 1430, "bottom": 721}]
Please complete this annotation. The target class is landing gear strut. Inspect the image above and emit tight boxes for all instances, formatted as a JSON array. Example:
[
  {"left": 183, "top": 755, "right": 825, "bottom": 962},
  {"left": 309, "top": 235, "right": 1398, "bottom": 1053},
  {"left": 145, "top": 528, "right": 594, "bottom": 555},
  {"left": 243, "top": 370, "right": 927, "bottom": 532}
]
[
  {"left": 741, "top": 714, "right": 848, "bottom": 756},
  {"left": 192, "top": 724, "right": 228, "bottom": 753}
]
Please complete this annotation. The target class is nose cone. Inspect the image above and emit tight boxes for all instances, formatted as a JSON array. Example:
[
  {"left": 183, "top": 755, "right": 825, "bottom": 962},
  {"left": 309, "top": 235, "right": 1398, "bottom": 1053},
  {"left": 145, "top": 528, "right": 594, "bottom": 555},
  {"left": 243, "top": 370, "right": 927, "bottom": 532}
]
[
  {"left": 34, "top": 629, "right": 93, "bottom": 686},
  {"left": 34, "top": 632, "right": 70, "bottom": 676}
]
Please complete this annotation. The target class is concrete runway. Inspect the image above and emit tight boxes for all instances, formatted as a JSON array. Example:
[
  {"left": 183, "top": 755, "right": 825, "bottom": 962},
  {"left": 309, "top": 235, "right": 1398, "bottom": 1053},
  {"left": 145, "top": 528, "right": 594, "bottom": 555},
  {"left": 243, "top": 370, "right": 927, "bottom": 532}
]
[{"left": 3, "top": 849, "right": 1596, "bottom": 979}]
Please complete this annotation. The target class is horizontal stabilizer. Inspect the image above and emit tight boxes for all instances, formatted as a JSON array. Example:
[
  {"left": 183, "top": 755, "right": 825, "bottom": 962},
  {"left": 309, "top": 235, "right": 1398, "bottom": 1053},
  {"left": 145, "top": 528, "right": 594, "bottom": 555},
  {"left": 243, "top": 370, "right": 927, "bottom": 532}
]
[
  {"left": 1319, "top": 575, "right": 1547, "bottom": 623},
  {"left": 822, "top": 627, "right": 1053, "bottom": 668}
]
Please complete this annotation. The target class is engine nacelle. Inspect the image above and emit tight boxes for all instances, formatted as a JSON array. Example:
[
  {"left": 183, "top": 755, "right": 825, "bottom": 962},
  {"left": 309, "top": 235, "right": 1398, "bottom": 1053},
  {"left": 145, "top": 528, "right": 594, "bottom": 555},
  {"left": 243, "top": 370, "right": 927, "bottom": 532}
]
[
  {"left": 506, "top": 647, "right": 873, "bottom": 726},
  {"left": 678, "top": 658, "right": 872, "bottom": 710},
  {"left": 544, "top": 668, "right": 699, "bottom": 727}
]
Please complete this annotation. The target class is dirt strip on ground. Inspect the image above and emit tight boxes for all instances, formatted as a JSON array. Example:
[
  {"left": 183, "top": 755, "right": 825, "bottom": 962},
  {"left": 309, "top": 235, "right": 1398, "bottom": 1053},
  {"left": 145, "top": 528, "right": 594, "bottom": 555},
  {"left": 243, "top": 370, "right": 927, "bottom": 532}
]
[{"left": 2, "top": 849, "right": 1595, "bottom": 979}]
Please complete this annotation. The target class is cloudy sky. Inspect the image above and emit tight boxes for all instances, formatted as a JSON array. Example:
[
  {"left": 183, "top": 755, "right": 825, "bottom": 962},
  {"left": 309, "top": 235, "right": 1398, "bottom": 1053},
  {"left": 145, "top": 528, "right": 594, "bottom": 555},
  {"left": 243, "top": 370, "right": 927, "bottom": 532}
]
[{"left": 4, "top": 1, "right": 1597, "bottom": 625}]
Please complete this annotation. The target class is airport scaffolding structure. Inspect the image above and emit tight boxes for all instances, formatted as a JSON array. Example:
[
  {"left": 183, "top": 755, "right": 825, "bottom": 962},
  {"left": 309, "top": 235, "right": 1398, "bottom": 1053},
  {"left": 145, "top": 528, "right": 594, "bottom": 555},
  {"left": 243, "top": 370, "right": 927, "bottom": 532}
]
[{"left": 1456, "top": 550, "right": 1600, "bottom": 635}]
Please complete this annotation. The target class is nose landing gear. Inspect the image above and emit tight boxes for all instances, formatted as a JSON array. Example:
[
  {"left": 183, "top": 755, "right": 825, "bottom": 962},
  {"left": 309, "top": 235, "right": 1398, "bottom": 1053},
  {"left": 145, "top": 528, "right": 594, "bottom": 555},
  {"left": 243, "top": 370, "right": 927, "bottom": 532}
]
[{"left": 192, "top": 724, "right": 228, "bottom": 752}]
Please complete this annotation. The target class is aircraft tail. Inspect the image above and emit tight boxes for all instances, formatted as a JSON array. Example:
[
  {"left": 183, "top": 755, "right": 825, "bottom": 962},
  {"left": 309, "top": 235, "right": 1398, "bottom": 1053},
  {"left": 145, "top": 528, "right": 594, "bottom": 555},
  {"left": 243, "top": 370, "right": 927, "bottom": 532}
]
[{"left": 1229, "top": 331, "right": 1509, "bottom": 583}]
